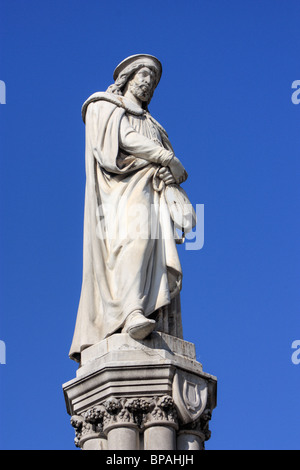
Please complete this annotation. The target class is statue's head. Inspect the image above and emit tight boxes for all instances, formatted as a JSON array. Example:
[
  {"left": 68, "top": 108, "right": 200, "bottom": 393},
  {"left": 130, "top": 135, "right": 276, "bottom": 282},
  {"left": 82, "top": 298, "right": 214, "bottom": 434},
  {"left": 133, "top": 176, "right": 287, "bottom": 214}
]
[{"left": 107, "top": 54, "right": 162, "bottom": 109}]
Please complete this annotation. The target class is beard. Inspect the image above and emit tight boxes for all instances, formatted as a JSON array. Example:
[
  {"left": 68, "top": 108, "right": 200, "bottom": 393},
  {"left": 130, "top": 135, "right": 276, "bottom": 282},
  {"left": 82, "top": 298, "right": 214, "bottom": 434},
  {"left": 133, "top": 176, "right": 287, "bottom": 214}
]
[{"left": 130, "top": 82, "right": 153, "bottom": 103}]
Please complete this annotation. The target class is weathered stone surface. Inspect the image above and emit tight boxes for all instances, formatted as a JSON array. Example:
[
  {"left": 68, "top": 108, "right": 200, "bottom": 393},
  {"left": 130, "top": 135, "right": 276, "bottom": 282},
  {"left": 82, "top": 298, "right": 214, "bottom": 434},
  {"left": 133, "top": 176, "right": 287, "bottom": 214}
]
[{"left": 63, "top": 332, "right": 217, "bottom": 450}]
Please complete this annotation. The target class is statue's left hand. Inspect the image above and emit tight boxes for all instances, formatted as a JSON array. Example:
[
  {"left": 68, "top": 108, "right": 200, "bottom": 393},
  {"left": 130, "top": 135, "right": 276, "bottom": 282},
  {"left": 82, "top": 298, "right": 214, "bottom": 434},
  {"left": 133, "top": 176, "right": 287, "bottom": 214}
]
[{"left": 157, "top": 167, "right": 176, "bottom": 185}]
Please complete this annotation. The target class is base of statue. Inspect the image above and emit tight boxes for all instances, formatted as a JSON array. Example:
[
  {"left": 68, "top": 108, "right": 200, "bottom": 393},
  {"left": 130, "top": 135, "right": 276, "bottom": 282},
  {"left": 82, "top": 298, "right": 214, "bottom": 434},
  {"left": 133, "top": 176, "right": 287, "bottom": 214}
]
[{"left": 62, "top": 332, "right": 217, "bottom": 450}]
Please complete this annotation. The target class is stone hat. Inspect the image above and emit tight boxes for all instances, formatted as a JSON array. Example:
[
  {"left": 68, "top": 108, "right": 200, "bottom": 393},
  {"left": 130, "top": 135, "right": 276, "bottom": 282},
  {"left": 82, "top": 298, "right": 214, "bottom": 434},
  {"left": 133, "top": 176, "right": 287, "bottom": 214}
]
[{"left": 113, "top": 54, "right": 162, "bottom": 86}]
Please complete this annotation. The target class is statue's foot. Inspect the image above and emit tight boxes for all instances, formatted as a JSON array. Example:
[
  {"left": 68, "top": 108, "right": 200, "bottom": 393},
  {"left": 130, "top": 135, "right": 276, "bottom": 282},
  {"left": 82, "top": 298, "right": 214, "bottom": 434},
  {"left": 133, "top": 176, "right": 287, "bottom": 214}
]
[{"left": 123, "top": 311, "right": 156, "bottom": 340}]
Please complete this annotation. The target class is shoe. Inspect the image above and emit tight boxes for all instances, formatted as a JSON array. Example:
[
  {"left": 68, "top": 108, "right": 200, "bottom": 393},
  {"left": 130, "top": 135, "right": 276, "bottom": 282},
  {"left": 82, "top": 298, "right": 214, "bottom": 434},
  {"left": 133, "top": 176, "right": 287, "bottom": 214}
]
[{"left": 123, "top": 310, "right": 156, "bottom": 340}]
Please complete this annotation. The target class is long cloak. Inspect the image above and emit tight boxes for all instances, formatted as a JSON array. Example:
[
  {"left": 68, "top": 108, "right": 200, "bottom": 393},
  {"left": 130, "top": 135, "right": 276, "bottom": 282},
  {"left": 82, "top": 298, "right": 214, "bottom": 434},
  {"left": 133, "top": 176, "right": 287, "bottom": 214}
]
[{"left": 69, "top": 92, "right": 182, "bottom": 362}]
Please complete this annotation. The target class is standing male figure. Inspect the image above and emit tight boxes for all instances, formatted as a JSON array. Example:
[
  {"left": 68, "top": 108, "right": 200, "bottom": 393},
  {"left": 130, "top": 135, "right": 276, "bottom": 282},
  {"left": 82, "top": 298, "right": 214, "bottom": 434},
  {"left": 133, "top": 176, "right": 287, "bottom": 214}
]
[{"left": 69, "top": 54, "right": 188, "bottom": 362}]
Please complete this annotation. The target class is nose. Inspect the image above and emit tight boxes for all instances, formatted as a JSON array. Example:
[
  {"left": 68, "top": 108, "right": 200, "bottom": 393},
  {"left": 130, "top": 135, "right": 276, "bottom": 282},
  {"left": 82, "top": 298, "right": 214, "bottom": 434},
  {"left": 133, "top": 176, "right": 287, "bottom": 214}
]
[{"left": 143, "top": 75, "right": 151, "bottom": 85}]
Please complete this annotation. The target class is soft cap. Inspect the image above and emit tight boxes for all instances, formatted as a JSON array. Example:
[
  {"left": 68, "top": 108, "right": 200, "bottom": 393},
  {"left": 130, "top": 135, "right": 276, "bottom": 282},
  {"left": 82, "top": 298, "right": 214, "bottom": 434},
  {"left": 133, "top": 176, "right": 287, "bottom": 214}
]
[{"left": 113, "top": 54, "right": 162, "bottom": 86}]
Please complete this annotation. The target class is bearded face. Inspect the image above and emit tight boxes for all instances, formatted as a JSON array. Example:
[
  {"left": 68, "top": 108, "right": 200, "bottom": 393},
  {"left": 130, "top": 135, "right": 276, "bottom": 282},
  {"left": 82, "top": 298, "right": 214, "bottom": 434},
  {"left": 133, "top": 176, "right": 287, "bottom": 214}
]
[{"left": 127, "top": 66, "right": 156, "bottom": 103}]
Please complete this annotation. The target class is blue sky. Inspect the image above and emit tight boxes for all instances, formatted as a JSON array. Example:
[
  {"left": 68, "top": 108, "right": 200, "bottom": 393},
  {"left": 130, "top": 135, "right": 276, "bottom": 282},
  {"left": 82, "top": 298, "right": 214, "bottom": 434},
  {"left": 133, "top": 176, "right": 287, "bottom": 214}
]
[{"left": 0, "top": 0, "right": 299, "bottom": 450}]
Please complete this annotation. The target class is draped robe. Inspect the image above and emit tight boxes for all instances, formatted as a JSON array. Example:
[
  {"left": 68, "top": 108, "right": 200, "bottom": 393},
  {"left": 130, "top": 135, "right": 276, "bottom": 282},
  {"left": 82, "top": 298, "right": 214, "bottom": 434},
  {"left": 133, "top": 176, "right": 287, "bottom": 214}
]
[{"left": 69, "top": 92, "right": 183, "bottom": 362}]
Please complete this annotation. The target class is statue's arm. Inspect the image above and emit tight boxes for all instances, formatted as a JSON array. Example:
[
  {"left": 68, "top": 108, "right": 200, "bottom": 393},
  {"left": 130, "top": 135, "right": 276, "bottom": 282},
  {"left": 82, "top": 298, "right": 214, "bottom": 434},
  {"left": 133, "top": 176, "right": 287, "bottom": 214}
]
[
  {"left": 120, "top": 115, "right": 187, "bottom": 184},
  {"left": 119, "top": 115, "right": 174, "bottom": 167}
]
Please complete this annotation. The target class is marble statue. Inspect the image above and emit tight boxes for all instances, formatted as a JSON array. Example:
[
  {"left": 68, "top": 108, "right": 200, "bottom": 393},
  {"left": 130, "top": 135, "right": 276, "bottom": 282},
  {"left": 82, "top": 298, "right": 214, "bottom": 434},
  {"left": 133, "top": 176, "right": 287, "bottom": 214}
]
[
  {"left": 64, "top": 56, "right": 217, "bottom": 452},
  {"left": 69, "top": 54, "right": 193, "bottom": 362}
]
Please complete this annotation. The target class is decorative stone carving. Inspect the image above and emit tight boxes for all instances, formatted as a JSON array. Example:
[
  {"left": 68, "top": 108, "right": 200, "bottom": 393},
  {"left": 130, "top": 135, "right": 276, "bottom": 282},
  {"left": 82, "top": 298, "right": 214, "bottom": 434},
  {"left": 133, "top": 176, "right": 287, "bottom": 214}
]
[
  {"left": 125, "top": 398, "right": 151, "bottom": 427},
  {"left": 172, "top": 370, "right": 208, "bottom": 424},
  {"left": 200, "top": 408, "right": 213, "bottom": 442},
  {"left": 102, "top": 395, "right": 178, "bottom": 432},
  {"left": 70, "top": 406, "right": 107, "bottom": 448},
  {"left": 145, "top": 395, "right": 178, "bottom": 429},
  {"left": 102, "top": 398, "right": 137, "bottom": 433},
  {"left": 64, "top": 332, "right": 217, "bottom": 449},
  {"left": 70, "top": 394, "right": 180, "bottom": 448},
  {"left": 70, "top": 417, "right": 98, "bottom": 448},
  {"left": 70, "top": 415, "right": 85, "bottom": 448},
  {"left": 180, "top": 408, "right": 212, "bottom": 445}
]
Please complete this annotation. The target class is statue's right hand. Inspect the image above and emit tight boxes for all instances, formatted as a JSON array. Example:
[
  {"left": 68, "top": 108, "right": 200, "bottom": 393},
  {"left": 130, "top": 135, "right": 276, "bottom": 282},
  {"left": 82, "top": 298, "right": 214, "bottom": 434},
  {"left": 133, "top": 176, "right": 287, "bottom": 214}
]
[{"left": 168, "top": 156, "right": 188, "bottom": 184}]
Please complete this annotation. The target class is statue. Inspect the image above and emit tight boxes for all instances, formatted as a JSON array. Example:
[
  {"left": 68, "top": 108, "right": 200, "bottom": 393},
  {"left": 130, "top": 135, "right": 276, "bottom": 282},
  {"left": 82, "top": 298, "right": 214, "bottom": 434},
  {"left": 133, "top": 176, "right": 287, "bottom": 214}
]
[
  {"left": 64, "top": 56, "right": 217, "bottom": 452},
  {"left": 69, "top": 54, "right": 195, "bottom": 362}
]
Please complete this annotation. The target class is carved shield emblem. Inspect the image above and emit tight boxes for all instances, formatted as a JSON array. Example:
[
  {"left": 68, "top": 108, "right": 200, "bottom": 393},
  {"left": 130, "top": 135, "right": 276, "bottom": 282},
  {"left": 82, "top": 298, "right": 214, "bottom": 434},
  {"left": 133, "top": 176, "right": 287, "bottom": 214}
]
[{"left": 172, "top": 371, "right": 208, "bottom": 424}]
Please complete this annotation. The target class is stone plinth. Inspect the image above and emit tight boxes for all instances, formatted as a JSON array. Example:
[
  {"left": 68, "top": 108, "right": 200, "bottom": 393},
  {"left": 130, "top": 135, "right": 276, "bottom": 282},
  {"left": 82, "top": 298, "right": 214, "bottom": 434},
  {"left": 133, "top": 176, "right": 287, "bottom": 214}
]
[{"left": 63, "top": 332, "right": 217, "bottom": 450}]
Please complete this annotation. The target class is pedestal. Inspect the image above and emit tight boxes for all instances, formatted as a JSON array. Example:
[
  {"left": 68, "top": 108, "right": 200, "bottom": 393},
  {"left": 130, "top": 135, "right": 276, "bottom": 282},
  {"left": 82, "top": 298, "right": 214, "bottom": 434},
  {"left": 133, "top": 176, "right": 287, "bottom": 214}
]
[{"left": 63, "top": 332, "right": 217, "bottom": 450}]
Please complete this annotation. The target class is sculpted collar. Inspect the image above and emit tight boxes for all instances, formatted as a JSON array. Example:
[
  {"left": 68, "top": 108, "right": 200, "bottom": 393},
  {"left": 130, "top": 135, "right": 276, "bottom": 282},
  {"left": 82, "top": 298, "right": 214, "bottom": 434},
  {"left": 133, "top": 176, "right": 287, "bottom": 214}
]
[
  {"left": 81, "top": 92, "right": 144, "bottom": 122},
  {"left": 81, "top": 92, "right": 169, "bottom": 138}
]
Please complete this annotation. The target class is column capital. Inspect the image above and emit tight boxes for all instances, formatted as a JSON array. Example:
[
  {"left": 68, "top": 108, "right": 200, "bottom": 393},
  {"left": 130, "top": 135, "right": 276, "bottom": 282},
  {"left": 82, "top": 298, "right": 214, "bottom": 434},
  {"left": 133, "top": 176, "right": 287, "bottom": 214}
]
[
  {"left": 143, "top": 395, "right": 179, "bottom": 430},
  {"left": 102, "top": 398, "right": 139, "bottom": 434},
  {"left": 70, "top": 406, "right": 105, "bottom": 448},
  {"left": 70, "top": 394, "right": 180, "bottom": 447},
  {"left": 180, "top": 408, "right": 213, "bottom": 443}
]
